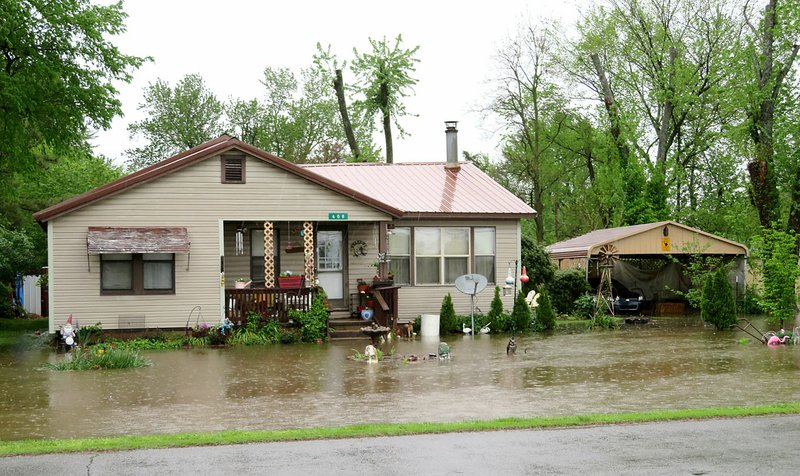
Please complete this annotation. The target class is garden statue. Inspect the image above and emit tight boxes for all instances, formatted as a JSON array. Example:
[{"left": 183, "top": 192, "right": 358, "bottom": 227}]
[
  {"left": 437, "top": 342, "right": 450, "bottom": 359},
  {"left": 364, "top": 344, "right": 378, "bottom": 363},
  {"left": 507, "top": 337, "right": 517, "bottom": 355},
  {"left": 526, "top": 290, "right": 540, "bottom": 309},
  {"left": 60, "top": 314, "right": 77, "bottom": 349}
]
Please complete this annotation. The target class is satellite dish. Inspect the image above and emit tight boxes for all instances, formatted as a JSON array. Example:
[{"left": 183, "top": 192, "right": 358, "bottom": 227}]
[
  {"left": 455, "top": 274, "right": 488, "bottom": 296},
  {"left": 454, "top": 274, "right": 488, "bottom": 338}
]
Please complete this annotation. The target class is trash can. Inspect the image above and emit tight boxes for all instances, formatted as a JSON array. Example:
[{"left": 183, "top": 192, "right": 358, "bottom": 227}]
[{"left": 420, "top": 314, "right": 440, "bottom": 337}]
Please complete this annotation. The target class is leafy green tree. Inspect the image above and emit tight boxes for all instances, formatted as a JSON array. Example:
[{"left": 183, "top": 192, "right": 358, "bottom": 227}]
[
  {"left": 751, "top": 229, "right": 800, "bottom": 327},
  {"left": 439, "top": 293, "right": 458, "bottom": 335},
  {"left": 351, "top": 35, "right": 419, "bottom": 164},
  {"left": 533, "top": 290, "right": 555, "bottom": 332},
  {"left": 521, "top": 235, "right": 556, "bottom": 293},
  {"left": 0, "top": 0, "right": 144, "bottom": 194},
  {"left": 127, "top": 74, "right": 223, "bottom": 169},
  {"left": 701, "top": 267, "right": 737, "bottom": 330}
]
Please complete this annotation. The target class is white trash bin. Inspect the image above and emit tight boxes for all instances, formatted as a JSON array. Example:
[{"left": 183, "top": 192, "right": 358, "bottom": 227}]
[{"left": 420, "top": 314, "right": 440, "bottom": 337}]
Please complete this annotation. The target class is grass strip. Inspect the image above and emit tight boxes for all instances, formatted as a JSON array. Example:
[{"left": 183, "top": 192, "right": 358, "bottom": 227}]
[{"left": 2, "top": 402, "right": 799, "bottom": 456}]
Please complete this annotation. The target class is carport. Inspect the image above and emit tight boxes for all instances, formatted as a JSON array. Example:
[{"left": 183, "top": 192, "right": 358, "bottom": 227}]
[{"left": 546, "top": 221, "right": 748, "bottom": 313}]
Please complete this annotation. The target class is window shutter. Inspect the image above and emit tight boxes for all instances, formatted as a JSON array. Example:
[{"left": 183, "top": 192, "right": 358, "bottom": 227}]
[{"left": 222, "top": 155, "right": 245, "bottom": 183}]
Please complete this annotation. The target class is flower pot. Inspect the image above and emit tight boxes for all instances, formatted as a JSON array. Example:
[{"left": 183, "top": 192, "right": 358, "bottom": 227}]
[
  {"left": 357, "top": 284, "right": 370, "bottom": 293},
  {"left": 278, "top": 275, "right": 305, "bottom": 289}
]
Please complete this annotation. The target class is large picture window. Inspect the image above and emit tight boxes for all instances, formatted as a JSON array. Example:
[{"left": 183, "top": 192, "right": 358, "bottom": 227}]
[
  {"left": 101, "top": 253, "right": 175, "bottom": 295},
  {"left": 397, "top": 226, "right": 496, "bottom": 286}
]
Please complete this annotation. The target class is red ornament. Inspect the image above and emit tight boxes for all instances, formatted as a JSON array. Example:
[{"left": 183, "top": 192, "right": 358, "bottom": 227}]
[{"left": 519, "top": 266, "right": 530, "bottom": 283}]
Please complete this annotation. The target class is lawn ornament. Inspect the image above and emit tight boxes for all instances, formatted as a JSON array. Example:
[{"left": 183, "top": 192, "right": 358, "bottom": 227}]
[
  {"left": 525, "top": 290, "right": 540, "bottom": 310},
  {"left": 60, "top": 314, "right": 77, "bottom": 349},
  {"left": 364, "top": 344, "right": 378, "bottom": 363},
  {"left": 462, "top": 323, "right": 472, "bottom": 335},
  {"left": 507, "top": 337, "right": 517, "bottom": 355},
  {"left": 479, "top": 323, "right": 490, "bottom": 334},
  {"left": 767, "top": 335, "right": 790, "bottom": 346},
  {"left": 438, "top": 342, "right": 450, "bottom": 359}
]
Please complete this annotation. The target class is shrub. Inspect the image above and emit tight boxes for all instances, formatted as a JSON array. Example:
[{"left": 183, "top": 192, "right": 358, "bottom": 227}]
[
  {"left": 43, "top": 347, "right": 150, "bottom": 371},
  {"left": 279, "top": 331, "right": 297, "bottom": 344},
  {"left": 290, "top": 290, "right": 329, "bottom": 343},
  {"left": 751, "top": 228, "right": 800, "bottom": 327},
  {"left": 533, "top": 290, "right": 555, "bottom": 332},
  {"left": 511, "top": 290, "right": 532, "bottom": 331},
  {"left": 590, "top": 304, "right": 618, "bottom": 330},
  {"left": 572, "top": 294, "right": 595, "bottom": 320},
  {"left": 701, "top": 267, "right": 737, "bottom": 330},
  {"left": 487, "top": 286, "right": 504, "bottom": 320},
  {"left": 741, "top": 287, "right": 764, "bottom": 315},
  {"left": 439, "top": 293, "right": 459, "bottom": 335},
  {"left": 77, "top": 322, "right": 102, "bottom": 346},
  {"left": 412, "top": 316, "right": 421, "bottom": 334},
  {"left": 546, "top": 268, "right": 590, "bottom": 314}
]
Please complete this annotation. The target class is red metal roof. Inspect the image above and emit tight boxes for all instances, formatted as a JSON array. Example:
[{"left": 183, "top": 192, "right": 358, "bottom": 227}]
[{"left": 302, "top": 162, "right": 536, "bottom": 218}]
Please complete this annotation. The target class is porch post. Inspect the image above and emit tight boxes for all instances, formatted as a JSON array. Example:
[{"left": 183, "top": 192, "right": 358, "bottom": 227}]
[
  {"left": 264, "top": 221, "right": 275, "bottom": 287},
  {"left": 303, "top": 221, "right": 315, "bottom": 285}
]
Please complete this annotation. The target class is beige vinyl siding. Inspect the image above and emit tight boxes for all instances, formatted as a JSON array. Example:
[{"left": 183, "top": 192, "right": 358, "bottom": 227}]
[
  {"left": 391, "top": 219, "right": 520, "bottom": 322},
  {"left": 48, "top": 154, "right": 390, "bottom": 330},
  {"left": 597, "top": 225, "right": 746, "bottom": 256}
]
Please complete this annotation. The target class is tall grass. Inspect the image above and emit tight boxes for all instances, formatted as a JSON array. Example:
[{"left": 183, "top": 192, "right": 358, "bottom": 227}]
[{"left": 43, "top": 348, "right": 150, "bottom": 371}]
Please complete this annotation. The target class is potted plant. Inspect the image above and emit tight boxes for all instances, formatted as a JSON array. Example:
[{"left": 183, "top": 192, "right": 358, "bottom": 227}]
[
  {"left": 278, "top": 271, "right": 305, "bottom": 289},
  {"left": 357, "top": 278, "right": 370, "bottom": 293},
  {"left": 234, "top": 277, "right": 252, "bottom": 289}
]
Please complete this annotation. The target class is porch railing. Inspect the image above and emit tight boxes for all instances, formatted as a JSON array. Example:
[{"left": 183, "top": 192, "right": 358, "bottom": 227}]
[{"left": 225, "top": 287, "right": 315, "bottom": 324}]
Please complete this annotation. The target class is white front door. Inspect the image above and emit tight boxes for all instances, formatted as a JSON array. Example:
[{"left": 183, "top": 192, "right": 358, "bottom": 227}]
[{"left": 317, "top": 230, "right": 345, "bottom": 306}]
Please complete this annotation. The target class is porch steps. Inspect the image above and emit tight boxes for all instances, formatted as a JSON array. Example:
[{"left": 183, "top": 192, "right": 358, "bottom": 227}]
[{"left": 328, "top": 317, "right": 372, "bottom": 340}]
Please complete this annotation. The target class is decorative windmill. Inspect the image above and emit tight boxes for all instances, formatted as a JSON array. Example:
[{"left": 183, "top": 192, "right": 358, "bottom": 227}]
[{"left": 595, "top": 244, "right": 618, "bottom": 316}]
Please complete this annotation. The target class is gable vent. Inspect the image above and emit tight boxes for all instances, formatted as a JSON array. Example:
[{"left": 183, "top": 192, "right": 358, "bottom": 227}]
[{"left": 221, "top": 155, "right": 245, "bottom": 184}]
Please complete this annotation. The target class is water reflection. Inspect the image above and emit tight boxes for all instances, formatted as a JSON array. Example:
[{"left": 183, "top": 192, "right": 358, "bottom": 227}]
[{"left": 1, "top": 316, "right": 800, "bottom": 440}]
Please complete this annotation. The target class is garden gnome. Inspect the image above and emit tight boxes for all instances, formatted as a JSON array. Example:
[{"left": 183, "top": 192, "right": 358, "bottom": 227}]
[{"left": 61, "top": 314, "right": 77, "bottom": 348}]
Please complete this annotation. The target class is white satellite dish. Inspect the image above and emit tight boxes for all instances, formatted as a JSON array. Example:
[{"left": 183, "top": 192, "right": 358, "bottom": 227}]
[{"left": 454, "top": 274, "right": 488, "bottom": 337}]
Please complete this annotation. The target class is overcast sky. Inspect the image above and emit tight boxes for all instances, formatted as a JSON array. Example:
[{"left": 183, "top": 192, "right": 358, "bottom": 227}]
[{"left": 90, "top": 0, "right": 586, "bottom": 165}]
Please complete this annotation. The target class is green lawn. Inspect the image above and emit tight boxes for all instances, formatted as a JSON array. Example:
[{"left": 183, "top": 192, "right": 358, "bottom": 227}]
[
  {"left": 0, "top": 318, "right": 48, "bottom": 346},
  {"left": 1, "top": 402, "right": 799, "bottom": 456}
]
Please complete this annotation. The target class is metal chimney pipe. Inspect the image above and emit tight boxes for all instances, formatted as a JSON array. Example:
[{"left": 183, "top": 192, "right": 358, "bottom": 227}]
[{"left": 445, "top": 121, "right": 459, "bottom": 170}]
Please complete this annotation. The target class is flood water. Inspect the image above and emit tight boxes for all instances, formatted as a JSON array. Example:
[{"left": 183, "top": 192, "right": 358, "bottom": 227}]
[{"left": 2, "top": 315, "right": 800, "bottom": 441}]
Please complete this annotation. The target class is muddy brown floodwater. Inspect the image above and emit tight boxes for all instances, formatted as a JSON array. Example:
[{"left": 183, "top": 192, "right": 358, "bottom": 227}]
[{"left": 1, "top": 315, "right": 799, "bottom": 441}]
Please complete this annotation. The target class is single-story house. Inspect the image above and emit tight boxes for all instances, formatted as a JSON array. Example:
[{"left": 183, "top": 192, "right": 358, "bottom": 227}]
[
  {"left": 546, "top": 221, "right": 749, "bottom": 306},
  {"left": 34, "top": 126, "right": 536, "bottom": 334}
]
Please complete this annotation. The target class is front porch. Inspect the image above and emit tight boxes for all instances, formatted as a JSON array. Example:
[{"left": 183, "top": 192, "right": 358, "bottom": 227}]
[
  {"left": 222, "top": 220, "right": 397, "bottom": 337},
  {"left": 225, "top": 287, "right": 317, "bottom": 325}
]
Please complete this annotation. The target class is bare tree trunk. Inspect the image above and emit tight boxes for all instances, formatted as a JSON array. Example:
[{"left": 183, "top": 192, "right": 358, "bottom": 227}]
[
  {"left": 382, "top": 110, "right": 393, "bottom": 164},
  {"left": 656, "top": 47, "right": 677, "bottom": 169},
  {"left": 333, "top": 69, "right": 361, "bottom": 160},
  {"left": 591, "top": 53, "right": 629, "bottom": 168}
]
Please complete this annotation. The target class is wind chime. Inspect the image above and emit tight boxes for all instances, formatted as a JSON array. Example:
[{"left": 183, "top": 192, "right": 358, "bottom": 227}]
[
  {"left": 235, "top": 224, "right": 246, "bottom": 256},
  {"left": 595, "top": 244, "right": 618, "bottom": 316},
  {"left": 285, "top": 222, "right": 303, "bottom": 253}
]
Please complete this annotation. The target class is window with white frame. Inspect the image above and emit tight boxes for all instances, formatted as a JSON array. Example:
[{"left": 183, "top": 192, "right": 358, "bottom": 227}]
[
  {"left": 250, "top": 228, "right": 265, "bottom": 285},
  {"left": 414, "top": 227, "right": 471, "bottom": 284},
  {"left": 388, "top": 227, "right": 410, "bottom": 284},
  {"left": 474, "top": 227, "right": 496, "bottom": 283}
]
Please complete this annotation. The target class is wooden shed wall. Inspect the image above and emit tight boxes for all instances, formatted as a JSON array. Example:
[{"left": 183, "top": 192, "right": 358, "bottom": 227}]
[{"left": 596, "top": 225, "right": 746, "bottom": 256}]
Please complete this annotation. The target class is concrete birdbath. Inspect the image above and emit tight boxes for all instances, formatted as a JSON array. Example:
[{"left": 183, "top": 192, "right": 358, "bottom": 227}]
[{"left": 360, "top": 321, "right": 391, "bottom": 347}]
